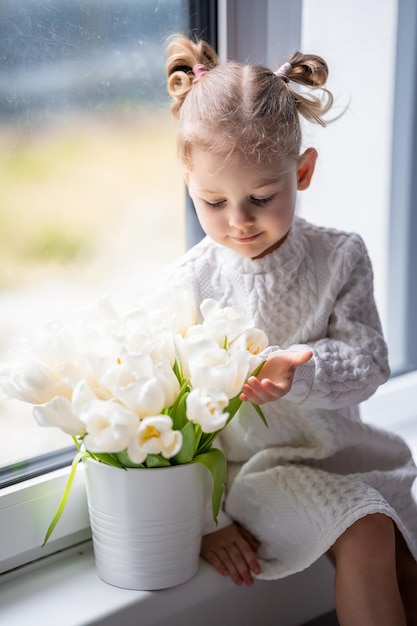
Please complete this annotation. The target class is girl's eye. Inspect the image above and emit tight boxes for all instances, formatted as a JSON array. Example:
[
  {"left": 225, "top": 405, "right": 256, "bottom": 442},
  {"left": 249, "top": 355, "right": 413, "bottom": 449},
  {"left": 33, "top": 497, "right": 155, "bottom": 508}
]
[
  {"left": 205, "top": 199, "right": 225, "bottom": 208},
  {"left": 251, "top": 195, "right": 275, "bottom": 206}
]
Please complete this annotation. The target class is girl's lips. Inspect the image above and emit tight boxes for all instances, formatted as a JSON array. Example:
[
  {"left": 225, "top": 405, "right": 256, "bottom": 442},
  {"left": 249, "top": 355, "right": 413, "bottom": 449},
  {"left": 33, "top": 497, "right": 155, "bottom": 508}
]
[{"left": 232, "top": 233, "right": 261, "bottom": 243}]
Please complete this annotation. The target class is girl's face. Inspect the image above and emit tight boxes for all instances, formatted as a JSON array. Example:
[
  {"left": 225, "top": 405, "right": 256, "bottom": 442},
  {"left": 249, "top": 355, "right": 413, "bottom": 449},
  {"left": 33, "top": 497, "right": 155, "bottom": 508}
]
[{"left": 184, "top": 148, "right": 317, "bottom": 259}]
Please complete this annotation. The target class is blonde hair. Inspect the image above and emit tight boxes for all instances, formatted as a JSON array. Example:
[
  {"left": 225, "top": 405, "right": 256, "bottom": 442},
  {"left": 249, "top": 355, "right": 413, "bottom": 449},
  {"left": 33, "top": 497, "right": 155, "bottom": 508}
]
[{"left": 166, "top": 34, "right": 333, "bottom": 167}]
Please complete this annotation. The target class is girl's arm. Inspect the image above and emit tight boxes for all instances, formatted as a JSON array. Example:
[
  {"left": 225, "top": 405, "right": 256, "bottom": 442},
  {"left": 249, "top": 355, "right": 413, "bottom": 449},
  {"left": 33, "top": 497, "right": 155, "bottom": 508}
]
[{"left": 242, "top": 236, "right": 390, "bottom": 410}]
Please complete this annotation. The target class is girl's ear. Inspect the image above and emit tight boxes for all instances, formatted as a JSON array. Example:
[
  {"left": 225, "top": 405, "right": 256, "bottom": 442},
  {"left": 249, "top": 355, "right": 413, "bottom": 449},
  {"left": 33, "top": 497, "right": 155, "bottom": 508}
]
[{"left": 297, "top": 148, "right": 318, "bottom": 190}]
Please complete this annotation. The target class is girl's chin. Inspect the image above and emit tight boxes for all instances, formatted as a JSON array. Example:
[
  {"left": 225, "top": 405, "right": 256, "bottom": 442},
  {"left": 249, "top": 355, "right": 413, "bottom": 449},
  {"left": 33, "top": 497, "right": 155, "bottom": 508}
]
[{"left": 252, "top": 232, "right": 290, "bottom": 258}]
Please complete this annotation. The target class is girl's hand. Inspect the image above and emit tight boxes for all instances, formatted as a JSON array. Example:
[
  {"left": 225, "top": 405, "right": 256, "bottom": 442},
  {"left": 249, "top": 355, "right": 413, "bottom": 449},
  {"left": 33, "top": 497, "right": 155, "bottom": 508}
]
[
  {"left": 200, "top": 522, "right": 261, "bottom": 586},
  {"left": 240, "top": 349, "right": 313, "bottom": 404}
]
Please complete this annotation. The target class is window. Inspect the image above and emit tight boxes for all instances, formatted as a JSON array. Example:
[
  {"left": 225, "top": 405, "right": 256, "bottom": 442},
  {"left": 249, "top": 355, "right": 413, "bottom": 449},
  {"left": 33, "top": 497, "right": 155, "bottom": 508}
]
[
  {"left": 299, "top": 0, "right": 417, "bottom": 375},
  {"left": 1, "top": 0, "right": 415, "bottom": 579},
  {"left": 298, "top": 0, "right": 417, "bottom": 429},
  {"left": 387, "top": 0, "right": 417, "bottom": 375},
  {"left": 0, "top": 0, "right": 187, "bottom": 479},
  {"left": 0, "top": 0, "right": 217, "bottom": 578}
]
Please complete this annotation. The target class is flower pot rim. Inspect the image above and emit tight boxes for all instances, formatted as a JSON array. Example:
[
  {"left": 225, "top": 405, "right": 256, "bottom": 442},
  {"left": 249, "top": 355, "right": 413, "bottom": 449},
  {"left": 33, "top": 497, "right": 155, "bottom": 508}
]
[{"left": 84, "top": 457, "right": 199, "bottom": 472}]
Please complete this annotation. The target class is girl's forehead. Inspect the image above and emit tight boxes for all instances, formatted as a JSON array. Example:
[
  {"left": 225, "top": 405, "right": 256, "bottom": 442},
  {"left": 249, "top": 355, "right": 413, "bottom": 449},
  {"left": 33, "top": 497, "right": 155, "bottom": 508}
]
[{"left": 188, "top": 148, "right": 294, "bottom": 177}]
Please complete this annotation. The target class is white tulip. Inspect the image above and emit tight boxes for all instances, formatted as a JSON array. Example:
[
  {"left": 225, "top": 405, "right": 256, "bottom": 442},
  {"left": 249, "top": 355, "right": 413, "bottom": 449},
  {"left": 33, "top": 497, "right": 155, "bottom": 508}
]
[
  {"left": 140, "top": 280, "right": 200, "bottom": 336},
  {"left": 186, "top": 388, "right": 229, "bottom": 433},
  {"left": 71, "top": 379, "right": 105, "bottom": 414},
  {"left": 80, "top": 399, "right": 139, "bottom": 453},
  {"left": 127, "top": 415, "right": 183, "bottom": 464},
  {"left": 0, "top": 358, "right": 72, "bottom": 404},
  {"left": 188, "top": 346, "right": 254, "bottom": 399},
  {"left": 28, "top": 321, "right": 79, "bottom": 370},
  {"left": 33, "top": 396, "right": 86, "bottom": 436},
  {"left": 153, "top": 359, "right": 181, "bottom": 407},
  {"left": 200, "top": 299, "right": 254, "bottom": 345},
  {"left": 175, "top": 331, "right": 218, "bottom": 379},
  {"left": 229, "top": 327, "right": 269, "bottom": 355},
  {"left": 99, "top": 352, "right": 179, "bottom": 416},
  {"left": 72, "top": 297, "right": 122, "bottom": 344},
  {"left": 122, "top": 311, "right": 176, "bottom": 365}
]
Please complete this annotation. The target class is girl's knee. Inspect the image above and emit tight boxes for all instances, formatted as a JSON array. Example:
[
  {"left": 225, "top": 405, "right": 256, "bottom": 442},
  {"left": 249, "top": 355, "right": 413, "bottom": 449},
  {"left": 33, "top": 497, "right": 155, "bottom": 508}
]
[
  {"left": 330, "top": 513, "right": 396, "bottom": 564},
  {"left": 353, "top": 512, "right": 395, "bottom": 540}
]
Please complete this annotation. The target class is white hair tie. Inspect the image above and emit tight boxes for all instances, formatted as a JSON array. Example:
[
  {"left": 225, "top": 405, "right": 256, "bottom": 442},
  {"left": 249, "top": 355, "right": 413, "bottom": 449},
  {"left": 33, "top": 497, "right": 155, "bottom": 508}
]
[{"left": 275, "top": 62, "right": 292, "bottom": 83}]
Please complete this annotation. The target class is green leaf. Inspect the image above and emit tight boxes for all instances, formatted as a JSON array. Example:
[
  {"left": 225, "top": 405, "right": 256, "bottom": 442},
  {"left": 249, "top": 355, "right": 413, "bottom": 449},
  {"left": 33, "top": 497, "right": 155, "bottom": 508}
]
[
  {"left": 250, "top": 360, "right": 266, "bottom": 377},
  {"left": 193, "top": 448, "right": 227, "bottom": 522},
  {"left": 145, "top": 454, "right": 171, "bottom": 468},
  {"left": 251, "top": 402, "right": 268, "bottom": 427},
  {"left": 170, "top": 380, "right": 190, "bottom": 431},
  {"left": 114, "top": 450, "right": 145, "bottom": 468},
  {"left": 196, "top": 432, "right": 217, "bottom": 456},
  {"left": 172, "top": 420, "right": 196, "bottom": 464},
  {"left": 89, "top": 452, "right": 125, "bottom": 468},
  {"left": 42, "top": 450, "right": 86, "bottom": 546},
  {"left": 194, "top": 425, "right": 202, "bottom": 451},
  {"left": 172, "top": 358, "right": 184, "bottom": 384},
  {"left": 225, "top": 394, "right": 243, "bottom": 424}
]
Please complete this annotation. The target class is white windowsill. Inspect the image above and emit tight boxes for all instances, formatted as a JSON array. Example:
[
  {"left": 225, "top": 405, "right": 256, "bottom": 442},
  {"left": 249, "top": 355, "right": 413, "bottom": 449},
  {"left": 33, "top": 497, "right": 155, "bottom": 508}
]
[
  {"left": 0, "top": 542, "right": 335, "bottom": 626},
  {"left": 361, "top": 369, "right": 417, "bottom": 460}
]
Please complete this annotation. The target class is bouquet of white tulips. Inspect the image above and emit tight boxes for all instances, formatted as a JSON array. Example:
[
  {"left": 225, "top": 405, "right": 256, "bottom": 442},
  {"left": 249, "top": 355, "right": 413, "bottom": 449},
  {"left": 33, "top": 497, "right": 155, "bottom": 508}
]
[{"left": 0, "top": 281, "right": 269, "bottom": 544}]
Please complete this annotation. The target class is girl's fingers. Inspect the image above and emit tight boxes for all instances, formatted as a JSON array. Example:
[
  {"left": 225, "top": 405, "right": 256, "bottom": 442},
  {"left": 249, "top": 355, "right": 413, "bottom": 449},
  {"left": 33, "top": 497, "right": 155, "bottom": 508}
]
[
  {"left": 289, "top": 349, "right": 313, "bottom": 365},
  {"left": 241, "top": 350, "right": 314, "bottom": 403},
  {"left": 227, "top": 543, "right": 255, "bottom": 585},
  {"left": 203, "top": 544, "right": 252, "bottom": 586},
  {"left": 240, "top": 377, "right": 290, "bottom": 403},
  {"left": 200, "top": 524, "right": 261, "bottom": 586},
  {"left": 202, "top": 549, "right": 230, "bottom": 578}
]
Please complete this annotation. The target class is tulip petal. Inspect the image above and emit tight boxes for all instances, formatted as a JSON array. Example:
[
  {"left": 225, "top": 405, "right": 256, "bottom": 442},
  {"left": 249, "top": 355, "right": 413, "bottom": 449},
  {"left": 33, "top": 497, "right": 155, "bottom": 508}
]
[
  {"left": 186, "top": 388, "right": 229, "bottom": 433},
  {"left": 33, "top": 397, "right": 85, "bottom": 435}
]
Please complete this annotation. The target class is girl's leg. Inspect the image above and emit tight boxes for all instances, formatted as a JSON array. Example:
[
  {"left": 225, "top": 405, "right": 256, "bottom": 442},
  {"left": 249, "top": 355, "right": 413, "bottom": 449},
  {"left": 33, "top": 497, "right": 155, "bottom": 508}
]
[
  {"left": 395, "top": 526, "right": 417, "bottom": 625},
  {"left": 328, "top": 513, "right": 406, "bottom": 626}
]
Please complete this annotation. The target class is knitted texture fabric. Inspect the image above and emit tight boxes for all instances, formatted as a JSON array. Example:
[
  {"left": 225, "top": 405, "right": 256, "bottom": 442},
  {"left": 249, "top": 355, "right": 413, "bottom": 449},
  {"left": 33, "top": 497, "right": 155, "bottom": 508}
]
[{"left": 169, "top": 216, "right": 417, "bottom": 578}]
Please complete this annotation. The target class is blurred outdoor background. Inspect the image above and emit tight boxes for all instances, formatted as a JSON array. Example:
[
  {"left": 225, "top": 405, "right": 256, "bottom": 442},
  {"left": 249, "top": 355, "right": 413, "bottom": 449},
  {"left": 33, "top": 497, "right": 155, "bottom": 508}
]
[{"left": 0, "top": 0, "right": 187, "bottom": 468}]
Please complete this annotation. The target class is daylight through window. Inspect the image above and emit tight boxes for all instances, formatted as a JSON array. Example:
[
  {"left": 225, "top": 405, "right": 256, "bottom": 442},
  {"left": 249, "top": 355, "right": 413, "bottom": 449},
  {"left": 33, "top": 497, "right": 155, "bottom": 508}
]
[{"left": 0, "top": 0, "right": 187, "bottom": 474}]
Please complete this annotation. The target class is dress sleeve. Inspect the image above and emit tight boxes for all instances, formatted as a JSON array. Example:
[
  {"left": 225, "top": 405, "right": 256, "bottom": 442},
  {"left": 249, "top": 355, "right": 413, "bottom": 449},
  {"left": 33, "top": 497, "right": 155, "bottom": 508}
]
[{"left": 284, "top": 235, "right": 390, "bottom": 409}]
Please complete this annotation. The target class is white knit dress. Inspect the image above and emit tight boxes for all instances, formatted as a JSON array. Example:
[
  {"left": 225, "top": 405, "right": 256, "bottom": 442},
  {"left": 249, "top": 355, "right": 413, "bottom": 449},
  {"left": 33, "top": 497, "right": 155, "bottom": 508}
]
[{"left": 169, "top": 216, "right": 417, "bottom": 579}]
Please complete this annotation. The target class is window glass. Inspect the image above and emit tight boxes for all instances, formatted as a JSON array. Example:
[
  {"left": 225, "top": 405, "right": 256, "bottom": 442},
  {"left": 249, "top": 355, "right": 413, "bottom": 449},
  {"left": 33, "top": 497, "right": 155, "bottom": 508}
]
[
  {"left": 299, "top": 0, "right": 396, "bottom": 343},
  {"left": 0, "top": 0, "right": 187, "bottom": 471},
  {"left": 300, "top": 0, "right": 417, "bottom": 380}
]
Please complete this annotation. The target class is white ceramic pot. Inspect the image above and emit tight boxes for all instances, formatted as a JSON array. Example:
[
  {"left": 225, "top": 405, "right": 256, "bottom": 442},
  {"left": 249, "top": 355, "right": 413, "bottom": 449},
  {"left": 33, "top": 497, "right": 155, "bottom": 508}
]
[{"left": 84, "top": 458, "right": 208, "bottom": 590}]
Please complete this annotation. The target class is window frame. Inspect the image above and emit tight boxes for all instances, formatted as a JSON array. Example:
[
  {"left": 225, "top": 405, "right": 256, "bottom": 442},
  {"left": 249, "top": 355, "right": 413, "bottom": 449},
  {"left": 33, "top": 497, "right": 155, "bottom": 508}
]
[
  {"left": 185, "top": 0, "right": 218, "bottom": 248},
  {"left": 387, "top": 0, "right": 417, "bottom": 375},
  {"left": 0, "top": 466, "right": 90, "bottom": 577}
]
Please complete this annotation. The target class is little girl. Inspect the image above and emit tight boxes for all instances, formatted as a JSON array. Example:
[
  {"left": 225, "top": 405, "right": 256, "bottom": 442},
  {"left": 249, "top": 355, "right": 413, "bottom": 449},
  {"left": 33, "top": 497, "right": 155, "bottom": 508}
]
[{"left": 165, "top": 34, "right": 417, "bottom": 625}]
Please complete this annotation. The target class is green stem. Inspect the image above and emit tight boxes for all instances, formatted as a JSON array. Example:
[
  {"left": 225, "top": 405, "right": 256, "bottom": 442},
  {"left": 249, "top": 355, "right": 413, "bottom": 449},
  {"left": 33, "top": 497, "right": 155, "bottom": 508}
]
[{"left": 42, "top": 450, "right": 86, "bottom": 546}]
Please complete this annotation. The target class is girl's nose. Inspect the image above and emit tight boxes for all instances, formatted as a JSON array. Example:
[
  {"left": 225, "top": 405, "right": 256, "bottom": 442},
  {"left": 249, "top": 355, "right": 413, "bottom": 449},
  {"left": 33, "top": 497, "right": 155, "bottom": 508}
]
[{"left": 228, "top": 203, "right": 255, "bottom": 228}]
